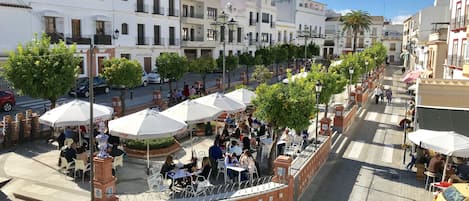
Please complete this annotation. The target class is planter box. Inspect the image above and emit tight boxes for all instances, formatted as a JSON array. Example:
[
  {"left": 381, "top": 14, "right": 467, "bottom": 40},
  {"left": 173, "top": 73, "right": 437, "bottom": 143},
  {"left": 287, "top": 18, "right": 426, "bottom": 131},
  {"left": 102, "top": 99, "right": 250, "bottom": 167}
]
[{"left": 124, "top": 140, "right": 181, "bottom": 159}]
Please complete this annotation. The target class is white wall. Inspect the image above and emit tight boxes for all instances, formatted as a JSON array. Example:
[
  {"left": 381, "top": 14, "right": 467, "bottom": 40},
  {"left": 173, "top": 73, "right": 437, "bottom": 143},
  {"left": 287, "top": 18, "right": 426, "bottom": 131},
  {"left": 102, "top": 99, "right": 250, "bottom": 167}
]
[{"left": 0, "top": 6, "right": 33, "bottom": 56}]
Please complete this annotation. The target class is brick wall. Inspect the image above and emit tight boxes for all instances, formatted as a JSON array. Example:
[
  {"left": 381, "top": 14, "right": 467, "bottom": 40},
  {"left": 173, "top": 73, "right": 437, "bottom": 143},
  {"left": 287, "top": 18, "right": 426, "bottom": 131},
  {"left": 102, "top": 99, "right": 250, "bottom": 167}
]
[{"left": 343, "top": 105, "right": 358, "bottom": 133}]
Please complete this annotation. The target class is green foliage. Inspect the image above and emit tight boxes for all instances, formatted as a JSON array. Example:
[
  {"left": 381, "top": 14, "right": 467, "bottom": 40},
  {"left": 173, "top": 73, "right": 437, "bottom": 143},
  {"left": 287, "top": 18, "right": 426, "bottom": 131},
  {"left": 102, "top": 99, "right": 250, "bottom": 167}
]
[
  {"left": 329, "top": 53, "right": 363, "bottom": 84},
  {"left": 363, "top": 43, "right": 387, "bottom": 67},
  {"left": 307, "top": 64, "right": 348, "bottom": 105},
  {"left": 102, "top": 58, "right": 142, "bottom": 89},
  {"left": 156, "top": 53, "right": 188, "bottom": 82},
  {"left": 252, "top": 65, "right": 272, "bottom": 84},
  {"left": 271, "top": 45, "right": 288, "bottom": 64},
  {"left": 189, "top": 56, "right": 216, "bottom": 88},
  {"left": 255, "top": 48, "right": 274, "bottom": 67},
  {"left": 216, "top": 55, "right": 239, "bottom": 72},
  {"left": 3, "top": 33, "right": 80, "bottom": 108},
  {"left": 239, "top": 52, "right": 256, "bottom": 66},
  {"left": 308, "top": 43, "right": 320, "bottom": 56},
  {"left": 124, "top": 137, "right": 175, "bottom": 150}
]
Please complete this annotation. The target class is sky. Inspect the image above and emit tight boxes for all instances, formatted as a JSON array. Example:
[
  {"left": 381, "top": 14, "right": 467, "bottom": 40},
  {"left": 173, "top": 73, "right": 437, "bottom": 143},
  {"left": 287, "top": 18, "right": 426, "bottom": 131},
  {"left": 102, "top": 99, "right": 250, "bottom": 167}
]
[{"left": 320, "top": 0, "right": 436, "bottom": 24}]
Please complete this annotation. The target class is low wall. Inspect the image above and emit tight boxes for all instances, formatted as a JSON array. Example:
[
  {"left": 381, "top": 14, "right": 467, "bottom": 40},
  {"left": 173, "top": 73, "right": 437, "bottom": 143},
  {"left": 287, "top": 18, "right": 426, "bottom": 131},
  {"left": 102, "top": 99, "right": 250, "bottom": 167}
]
[
  {"left": 343, "top": 105, "right": 358, "bottom": 134},
  {"left": 124, "top": 140, "right": 181, "bottom": 159}
]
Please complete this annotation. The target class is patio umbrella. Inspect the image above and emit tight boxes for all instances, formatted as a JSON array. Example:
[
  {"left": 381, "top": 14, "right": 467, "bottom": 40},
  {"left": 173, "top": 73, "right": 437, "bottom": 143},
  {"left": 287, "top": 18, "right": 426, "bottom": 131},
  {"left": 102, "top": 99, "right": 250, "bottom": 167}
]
[
  {"left": 225, "top": 88, "right": 256, "bottom": 106},
  {"left": 161, "top": 100, "right": 223, "bottom": 151},
  {"left": 39, "top": 99, "right": 114, "bottom": 145},
  {"left": 408, "top": 129, "right": 469, "bottom": 180},
  {"left": 194, "top": 92, "right": 246, "bottom": 114},
  {"left": 282, "top": 72, "right": 308, "bottom": 84},
  {"left": 108, "top": 109, "right": 187, "bottom": 170},
  {"left": 401, "top": 70, "right": 423, "bottom": 84}
]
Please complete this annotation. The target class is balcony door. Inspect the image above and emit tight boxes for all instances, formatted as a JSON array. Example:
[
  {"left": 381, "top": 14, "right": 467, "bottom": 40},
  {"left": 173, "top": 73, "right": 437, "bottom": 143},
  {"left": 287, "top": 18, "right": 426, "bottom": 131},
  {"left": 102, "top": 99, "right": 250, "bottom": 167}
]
[
  {"left": 144, "top": 57, "right": 152, "bottom": 73},
  {"left": 153, "top": 25, "right": 160, "bottom": 45},
  {"left": 138, "top": 24, "right": 145, "bottom": 45},
  {"left": 45, "top": 16, "right": 56, "bottom": 33},
  {"left": 72, "top": 19, "right": 81, "bottom": 38},
  {"left": 96, "top": 21, "right": 105, "bottom": 35},
  {"left": 168, "top": 0, "right": 174, "bottom": 16},
  {"left": 169, "top": 27, "right": 175, "bottom": 45}
]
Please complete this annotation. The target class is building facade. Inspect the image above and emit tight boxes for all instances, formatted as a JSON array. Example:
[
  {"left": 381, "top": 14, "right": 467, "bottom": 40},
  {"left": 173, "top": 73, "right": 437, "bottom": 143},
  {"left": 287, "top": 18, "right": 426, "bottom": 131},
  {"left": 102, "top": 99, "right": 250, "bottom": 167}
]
[
  {"left": 382, "top": 22, "right": 403, "bottom": 65},
  {"left": 448, "top": 0, "right": 469, "bottom": 79}
]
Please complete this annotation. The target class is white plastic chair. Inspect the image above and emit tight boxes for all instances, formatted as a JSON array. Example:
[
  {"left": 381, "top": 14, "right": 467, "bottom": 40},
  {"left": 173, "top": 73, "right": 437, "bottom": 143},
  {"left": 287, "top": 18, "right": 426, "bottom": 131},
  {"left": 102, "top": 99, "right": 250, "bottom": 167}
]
[
  {"left": 113, "top": 155, "right": 124, "bottom": 171},
  {"left": 216, "top": 159, "right": 226, "bottom": 183},
  {"left": 59, "top": 157, "right": 75, "bottom": 177},
  {"left": 73, "top": 159, "right": 91, "bottom": 182},
  {"left": 147, "top": 174, "right": 170, "bottom": 199}
]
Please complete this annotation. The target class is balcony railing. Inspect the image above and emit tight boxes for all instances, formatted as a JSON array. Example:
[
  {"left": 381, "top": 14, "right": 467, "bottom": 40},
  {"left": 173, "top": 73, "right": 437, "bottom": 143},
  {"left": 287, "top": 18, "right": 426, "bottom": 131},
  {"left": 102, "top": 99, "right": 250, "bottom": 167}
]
[
  {"left": 183, "top": 12, "right": 204, "bottom": 19},
  {"left": 168, "top": 8, "right": 179, "bottom": 17},
  {"left": 94, "top": 34, "right": 111, "bottom": 45},
  {"left": 46, "top": 32, "right": 64, "bottom": 43},
  {"left": 136, "top": 37, "right": 150, "bottom": 45},
  {"left": 135, "top": 3, "right": 149, "bottom": 13},
  {"left": 448, "top": 55, "right": 464, "bottom": 67},
  {"left": 66, "top": 35, "right": 92, "bottom": 45},
  {"left": 249, "top": 19, "right": 256, "bottom": 26},
  {"left": 168, "top": 38, "right": 180, "bottom": 46},
  {"left": 249, "top": 40, "right": 257, "bottom": 45},
  {"left": 324, "top": 40, "right": 334, "bottom": 46},
  {"left": 153, "top": 37, "right": 164, "bottom": 45},
  {"left": 450, "top": 16, "right": 465, "bottom": 30},
  {"left": 153, "top": 7, "right": 164, "bottom": 15}
]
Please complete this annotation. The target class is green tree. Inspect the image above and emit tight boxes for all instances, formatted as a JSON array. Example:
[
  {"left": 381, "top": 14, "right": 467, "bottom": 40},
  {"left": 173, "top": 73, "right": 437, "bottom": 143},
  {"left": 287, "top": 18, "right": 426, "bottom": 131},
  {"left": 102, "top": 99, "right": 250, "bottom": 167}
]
[
  {"left": 271, "top": 45, "right": 288, "bottom": 77},
  {"left": 102, "top": 58, "right": 142, "bottom": 116},
  {"left": 251, "top": 65, "right": 272, "bottom": 84},
  {"left": 252, "top": 81, "right": 314, "bottom": 172},
  {"left": 3, "top": 33, "right": 80, "bottom": 109},
  {"left": 238, "top": 52, "right": 256, "bottom": 84},
  {"left": 156, "top": 53, "right": 188, "bottom": 93},
  {"left": 330, "top": 53, "right": 363, "bottom": 84},
  {"left": 255, "top": 48, "right": 274, "bottom": 71},
  {"left": 307, "top": 64, "right": 347, "bottom": 118},
  {"left": 189, "top": 56, "right": 216, "bottom": 91},
  {"left": 341, "top": 10, "right": 372, "bottom": 53},
  {"left": 281, "top": 44, "right": 298, "bottom": 68}
]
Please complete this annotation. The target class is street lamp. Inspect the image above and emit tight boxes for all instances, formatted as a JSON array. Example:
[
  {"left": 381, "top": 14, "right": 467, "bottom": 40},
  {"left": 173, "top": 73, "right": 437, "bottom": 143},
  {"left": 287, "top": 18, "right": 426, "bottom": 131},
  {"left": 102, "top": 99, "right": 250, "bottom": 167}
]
[
  {"left": 315, "top": 80, "right": 322, "bottom": 148},
  {"left": 211, "top": 10, "right": 237, "bottom": 92},
  {"left": 348, "top": 67, "right": 354, "bottom": 103},
  {"left": 364, "top": 60, "right": 369, "bottom": 82}
]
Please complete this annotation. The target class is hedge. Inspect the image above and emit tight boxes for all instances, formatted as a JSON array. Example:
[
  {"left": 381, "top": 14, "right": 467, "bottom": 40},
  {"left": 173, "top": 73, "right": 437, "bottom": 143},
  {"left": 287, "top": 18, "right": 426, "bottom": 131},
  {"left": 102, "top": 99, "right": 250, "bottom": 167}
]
[{"left": 124, "top": 137, "right": 175, "bottom": 150}]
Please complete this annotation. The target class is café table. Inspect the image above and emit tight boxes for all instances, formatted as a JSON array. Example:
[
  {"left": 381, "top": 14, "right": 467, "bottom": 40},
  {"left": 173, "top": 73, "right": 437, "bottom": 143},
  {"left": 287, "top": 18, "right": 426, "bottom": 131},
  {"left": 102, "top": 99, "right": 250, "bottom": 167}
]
[
  {"left": 226, "top": 165, "right": 246, "bottom": 184},
  {"left": 167, "top": 169, "right": 194, "bottom": 190}
]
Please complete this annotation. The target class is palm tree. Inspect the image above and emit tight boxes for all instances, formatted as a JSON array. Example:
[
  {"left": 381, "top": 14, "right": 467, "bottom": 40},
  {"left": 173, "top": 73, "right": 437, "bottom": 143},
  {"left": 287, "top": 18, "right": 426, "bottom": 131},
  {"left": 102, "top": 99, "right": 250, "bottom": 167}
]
[{"left": 341, "top": 10, "right": 372, "bottom": 53}]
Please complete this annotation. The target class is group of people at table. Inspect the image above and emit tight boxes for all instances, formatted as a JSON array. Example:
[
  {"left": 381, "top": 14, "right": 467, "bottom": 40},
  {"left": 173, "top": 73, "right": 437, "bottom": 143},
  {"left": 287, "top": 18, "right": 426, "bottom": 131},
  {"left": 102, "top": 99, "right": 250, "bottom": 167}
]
[
  {"left": 407, "top": 146, "right": 469, "bottom": 185},
  {"left": 57, "top": 126, "right": 125, "bottom": 177}
]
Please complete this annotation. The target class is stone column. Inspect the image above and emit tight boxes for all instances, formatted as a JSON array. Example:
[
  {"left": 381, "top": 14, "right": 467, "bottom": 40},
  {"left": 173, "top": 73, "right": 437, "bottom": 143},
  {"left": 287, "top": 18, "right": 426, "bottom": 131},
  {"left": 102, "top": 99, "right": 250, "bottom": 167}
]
[
  {"left": 153, "top": 90, "right": 161, "bottom": 106},
  {"left": 355, "top": 86, "right": 363, "bottom": 105},
  {"left": 333, "top": 105, "right": 344, "bottom": 132},
  {"left": 24, "top": 109, "right": 32, "bottom": 141},
  {"left": 31, "top": 113, "right": 40, "bottom": 139},
  {"left": 3, "top": 115, "right": 12, "bottom": 147},
  {"left": 14, "top": 113, "right": 23, "bottom": 143},
  {"left": 319, "top": 117, "right": 332, "bottom": 136},
  {"left": 93, "top": 157, "right": 118, "bottom": 201}
]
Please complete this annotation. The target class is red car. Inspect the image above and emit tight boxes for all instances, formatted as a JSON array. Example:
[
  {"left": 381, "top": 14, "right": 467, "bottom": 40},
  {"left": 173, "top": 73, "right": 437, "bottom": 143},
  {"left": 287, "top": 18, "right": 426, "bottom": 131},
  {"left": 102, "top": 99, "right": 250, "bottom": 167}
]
[{"left": 0, "top": 90, "right": 15, "bottom": 112}]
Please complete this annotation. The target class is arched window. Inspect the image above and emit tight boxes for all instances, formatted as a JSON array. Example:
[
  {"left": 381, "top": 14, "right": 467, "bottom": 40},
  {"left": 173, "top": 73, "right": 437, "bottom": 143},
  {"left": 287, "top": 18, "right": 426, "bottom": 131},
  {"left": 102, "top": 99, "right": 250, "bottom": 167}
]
[{"left": 121, "top": 23, "right": 128, "bottom": 35}]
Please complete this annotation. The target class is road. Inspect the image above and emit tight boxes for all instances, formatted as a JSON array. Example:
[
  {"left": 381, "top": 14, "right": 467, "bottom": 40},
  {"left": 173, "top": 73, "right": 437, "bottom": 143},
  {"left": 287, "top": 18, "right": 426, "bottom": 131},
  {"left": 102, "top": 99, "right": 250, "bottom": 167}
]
[
  {"left": 2, "top": 67, "right": 262, "bottom": 119},
  {"left": 300, "top": 65, "right": 433, "bottom": 201}
]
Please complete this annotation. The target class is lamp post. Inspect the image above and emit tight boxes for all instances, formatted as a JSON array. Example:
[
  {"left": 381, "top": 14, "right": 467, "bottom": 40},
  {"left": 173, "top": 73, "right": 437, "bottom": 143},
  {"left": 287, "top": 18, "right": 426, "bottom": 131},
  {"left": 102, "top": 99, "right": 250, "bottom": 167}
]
[
  {"left": 88, "top": 42, "right": 95, "bottom": 200},
  {"left": 211, "top": 9, "right": 237, "bottom": 92},
  {"left": 348, "top": 67, "right": 354, "bottom": 103},
  {"left": 364, "top": 60, "right": 369, "bottom": 79},
  {"left": 315, "top": 81, "right": 322, "bottom": 149}
]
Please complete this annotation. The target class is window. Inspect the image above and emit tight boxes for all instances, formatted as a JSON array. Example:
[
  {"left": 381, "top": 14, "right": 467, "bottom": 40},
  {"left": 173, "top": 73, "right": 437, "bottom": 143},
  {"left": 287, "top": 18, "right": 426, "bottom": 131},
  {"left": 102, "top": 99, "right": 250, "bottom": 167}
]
[
  {"left": 220, "top": 26, "right": 225, "bottom": 42},
  {"left": 44, "top": 16, "right": 56, "bottom": 33},
  {"left": 153, "top": 0, "right": 160, "bottom": 14},
  {"left": 137, "top": 24, "right": 145, "bottom": 45},
  {"left": 262, "top": 13, "right": 269, "bottom": 23},
  {"left": 182, "top": 5, "right": 188, "bottom": 17},
  {"left": 237, "top": 27, "right": 242, "bottom": 43},
  {"left": 96, "top": 21, "right": 105, "bottom": 35},
  {"left": 121, "top": 54, "right": 131, "bottom": 60},
  {"left": 153, "top": 25, "right": 160, "bottom": 45},
  {"left": 136, "top": 0, "right": 145, "bottom": 12},
  {"left": 228, "top": 29, "right": 233, "bottom": 43},
  {"left": 169, "top": 26, "right": 175, "bottom": 45},
  {"left": 390, "top": 43, "right": 396, "bottom": 51},
  {"left": 121, "top": 23, "right": 128, "bottom": 35},
  {"left": 182, "top": 28, "right": 189, "bottom": 41},
  {"left": 256, "top": 13, "right": 259, "bottom": 22},
  {"left": 299, "top": 24, "right": 302, "bottom": 31},
  {"left": 189, "top": 6, "right": 194, "bottom": 17},
  {"left": 78, "top": 57, "right": 85, "bottom": 74},
  {"left": 249, "top": 12, "right": 253, "bottom": 25},
  {"left": 207, "top": 29, "right": 217, "bottom": 41},
  {"left": 237, "top": 50, "right": 241, "bottom": 55},
  {"left": 71, "top": 19, "right": 81, "bottom": 38},
  {"left": 372, "top": 27, "right": 377, "bottom": 36},
  {"left": 261, "top": 33, "right": 268, "bottom": 42},
  {"left": 207, "top": 7, "right": 217, "bottom": 20},
  {"left": 168, "top": 0, "right": 175, "bottom": 16},
  {"left": 256, "top": 32, "right": 259, "bottom": 42}
]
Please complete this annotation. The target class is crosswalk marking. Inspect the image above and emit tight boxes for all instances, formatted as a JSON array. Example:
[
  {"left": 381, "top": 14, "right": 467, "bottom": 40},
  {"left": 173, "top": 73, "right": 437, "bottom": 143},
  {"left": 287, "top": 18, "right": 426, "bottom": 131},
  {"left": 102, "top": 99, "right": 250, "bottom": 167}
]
[
  {"left": 365, "top": 112, "right": 378, "bottom": 121},
  {"left": 347, "top": 141, "right": 364, "bottom": 159},
  {"left": 382, "top": 144, "right": 394, "bottom": 163},
  {"left": 390, "top": 114, "right": 399, "bottom": 124}
]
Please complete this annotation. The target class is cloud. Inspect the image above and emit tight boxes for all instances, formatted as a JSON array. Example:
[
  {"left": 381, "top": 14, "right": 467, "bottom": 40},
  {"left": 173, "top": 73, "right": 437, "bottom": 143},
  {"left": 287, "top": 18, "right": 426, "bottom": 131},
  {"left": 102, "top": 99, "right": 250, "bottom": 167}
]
[
  {"left": 334, "top": 9, "right": 352, "bottom": 15},
  {"left": 391, "top": 15, "right": 411, "bottom": 24}
]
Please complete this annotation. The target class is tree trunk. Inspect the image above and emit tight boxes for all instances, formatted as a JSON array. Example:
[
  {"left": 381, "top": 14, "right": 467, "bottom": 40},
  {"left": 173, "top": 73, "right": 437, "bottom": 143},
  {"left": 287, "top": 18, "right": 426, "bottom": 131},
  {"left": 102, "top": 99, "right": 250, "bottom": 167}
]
[
  {"left": 245, "top": 65, "right": 249, "bottom": 84},
  {"left": 228, "top": 71, "right": 231, "bottom": 89},
  {"left": 120, "top": 89, "right": 127, "bottom": 116},
  {"left": 276, "top": 63, "right": 279, "bottom": 78},
  {"left": 168, "top": 80, "right": 173, "bottom": 98},
  {"left": 50, "top": 98, "right": 57, "bottom": 109},
  {"left": 324, "top": 102, "right": 329, "bottom": 119},
  {"left": 353, "top": 31, "right": 358, "bottom": 53},
  {"left": 202, "top": 75, "right": 206, "bottom": 95},
  {"left": 268, "top": 125, "right": 280, "bottom": 174}
]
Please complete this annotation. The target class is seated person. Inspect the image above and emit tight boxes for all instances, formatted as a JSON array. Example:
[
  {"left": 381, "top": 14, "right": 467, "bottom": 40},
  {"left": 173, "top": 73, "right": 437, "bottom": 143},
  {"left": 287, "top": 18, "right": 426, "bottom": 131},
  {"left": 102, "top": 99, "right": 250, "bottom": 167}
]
[
  {"left": 64, "top": 142, "right": 77, "bottom": 163},
  {"left": 196, "top": 157, "right": 212, "bottom": 181},
  {"left": 232, "top": 126, "right": 241, "bottom": 139},
  {"left": 428, "top": 154, "right": 444, "bottom": 179},
  {"left": 242, "top": 133, "right": 251, "bottom": 151},
  {"left": 229, "top": 141, "right": 243, "bottom": 157},
  {"left": 224, "top": 153, "right": 240, "bottom": 181},
  {"left": 450, "top": 158, "right": 469, "bottom": 182},
  {"left": 160, "top": 155, "right": 176, "bottom": 178},
  {"left": 225, "top": 115, "right": 235, "bottom": 128},
  {"left": 183, "top": 157, "right": 198, "bottom": 173},
  {"left": 108, "top": 144, "right": 125, "bottom": 157},
  {"left": 64, "top": 127, "right": 73, "bottom": 139},
  {"left": 239, "top": 150, "right": 256, "bottom": 180}
]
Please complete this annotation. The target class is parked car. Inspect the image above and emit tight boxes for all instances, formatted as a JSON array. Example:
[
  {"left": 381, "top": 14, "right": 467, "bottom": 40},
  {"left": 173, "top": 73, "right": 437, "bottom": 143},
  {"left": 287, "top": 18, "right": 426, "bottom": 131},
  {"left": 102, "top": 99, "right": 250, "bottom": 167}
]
[
  {"left": 69, "top": 77, "right": 110, "bottom": 97},
  {"left": 0, "top": 90, "right": 15, "bottom": 112},
  {"left": 147, "top": 71, "right": 169, "bottom": 84},
  {"left": 142, "top": 71, "right": 149, "bottom": 87}
]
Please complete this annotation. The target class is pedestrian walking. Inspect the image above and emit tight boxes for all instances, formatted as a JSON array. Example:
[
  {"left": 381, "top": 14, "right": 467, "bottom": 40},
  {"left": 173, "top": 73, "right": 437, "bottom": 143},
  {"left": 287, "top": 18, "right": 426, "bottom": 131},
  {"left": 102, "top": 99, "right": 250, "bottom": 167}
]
[
  {"left": 385, "top": 88, "right": 392, "bottom": 104},
  {"left": 373, "top": 86, "right": 381, "bottom": 104},
  {"left": 406, "top": 151, "right": 417, "bottom": 170},
  {"left": 379, "top": 85, "right": 385, "bottom": 103}
]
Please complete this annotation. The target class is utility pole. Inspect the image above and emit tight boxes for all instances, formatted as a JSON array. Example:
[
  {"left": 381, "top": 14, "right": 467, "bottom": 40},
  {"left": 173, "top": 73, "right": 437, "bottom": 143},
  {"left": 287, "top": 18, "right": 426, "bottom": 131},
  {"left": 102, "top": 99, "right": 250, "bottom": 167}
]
[{"left": 89, "top": 42, "right": 95, "bottom": 200}]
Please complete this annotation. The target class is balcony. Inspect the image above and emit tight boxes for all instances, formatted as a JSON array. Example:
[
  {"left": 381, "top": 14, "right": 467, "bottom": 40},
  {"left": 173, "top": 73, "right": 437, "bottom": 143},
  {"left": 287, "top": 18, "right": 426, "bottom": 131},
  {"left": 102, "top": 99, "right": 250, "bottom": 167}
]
[
  {"left": 450, "top": 17, "right": 465, "bottom": 31},
  {"left": 153, "top": 7, "right": 165, "bottom": 15},
  {"left": 153, "top": 37, "right": 164, "bottom": 46},
  {"left": 249, "top": 40, "right": 257, "bottom": 45},
  {"left": 249, "top": 19, "right": 256, "bottom": 26},
  {"left": 181, "top": 12, "right": 204, "bottom": 24},
  {"left": 448, "top": 55, "right": 464, "bottom": 67},
  {"left": 66, "top": 35, "right": 92, "bottom": 45},
  {"left": 136, "top": 37, "right": 150, "bottom": 45},
  {"left": 181, "top": 37, "right": 216, "bottom": 47},
  {"left": 167, "top": 9, "right": 179, "bottom": 17},
  {"left": 94, "top": 34, "right": 111, "bottom": 45},
  {"left": 168, "top": 38, "right": 180, "bottom": 46},
  {"left": 46, "top": 32, "right": 64, "bottom": 43},
  {"left": 135, "top": 3, "right": 149, "bottom": 13},
  {"left": 324, "top": 40, "right": 334, "bottom": 46},
  {"left": 429, "top": 28, "right": 447, "bottom": 42}
]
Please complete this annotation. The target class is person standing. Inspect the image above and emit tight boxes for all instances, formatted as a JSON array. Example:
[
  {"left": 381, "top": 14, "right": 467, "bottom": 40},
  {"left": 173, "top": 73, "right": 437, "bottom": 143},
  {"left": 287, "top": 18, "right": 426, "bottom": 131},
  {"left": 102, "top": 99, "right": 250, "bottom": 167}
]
[{"left": 386, "top": 88, "right": 393, "bottom": 104}]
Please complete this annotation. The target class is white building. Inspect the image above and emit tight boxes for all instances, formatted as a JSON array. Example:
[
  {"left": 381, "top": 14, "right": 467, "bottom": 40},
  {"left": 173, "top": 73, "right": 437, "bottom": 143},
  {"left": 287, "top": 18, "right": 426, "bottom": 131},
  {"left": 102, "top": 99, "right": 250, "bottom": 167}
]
[
  {"left": 275, "top": 0, "right": 326, "bottom": 57},
  {"left": 325, "top": 15, "right": 384, "bottom": 56},
  {"left": 0, "top": 0, "right": 181, "bottom": 76},
  {"left": 447, "top": 0, "right": 469, "bottom": 79},
  {"left": 382, "top": 22, "right": 403, "bottom": 65}
]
